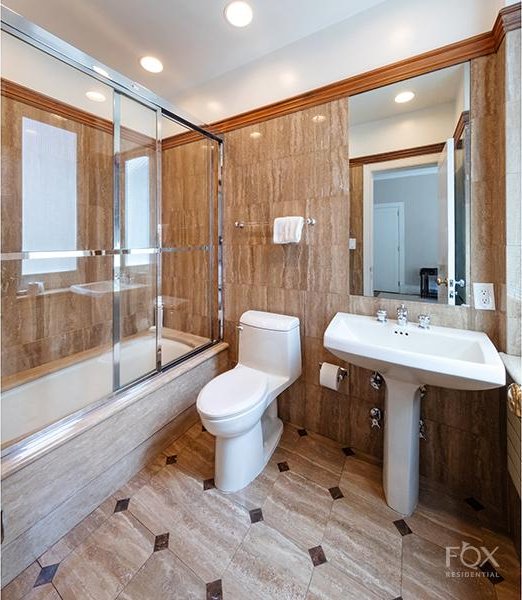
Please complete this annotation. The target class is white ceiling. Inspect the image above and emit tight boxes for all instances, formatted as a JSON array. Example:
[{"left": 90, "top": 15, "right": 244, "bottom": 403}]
[{"left": 2, "top": 0, "right": 507, "bottom": 125}]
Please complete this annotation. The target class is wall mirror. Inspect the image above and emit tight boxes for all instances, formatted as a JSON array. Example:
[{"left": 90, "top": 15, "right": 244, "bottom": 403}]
[{"left": 349, "top": 63, "right": 471, "bottom": 305}]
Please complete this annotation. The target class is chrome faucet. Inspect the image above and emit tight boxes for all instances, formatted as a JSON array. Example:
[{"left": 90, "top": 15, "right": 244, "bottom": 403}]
[{"left": 396, "top": 304, "right": 408, "bottom": 327}]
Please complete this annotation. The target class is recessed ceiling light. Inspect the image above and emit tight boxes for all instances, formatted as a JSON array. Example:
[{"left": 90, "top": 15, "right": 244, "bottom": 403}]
[
  {"left": 249, "top": 131, "right": 262, "bottom": 139},
  {"left": 312, "top": 114, "right": 326, "bottom": 123},
  {"left": 394, "top": 91, "right": 415, "bottom": 104},
  {"left": 85, "top": 91, "right": 106, "bottom": 102},
  {"left": 140, "top": 56, "right": 163, "bottom": 73},
  {"left": 92, "top": 65, "right": 109, "bottom": 78},
  {"left": 224, "top": 1, "right": 253, "bottom": 27}
]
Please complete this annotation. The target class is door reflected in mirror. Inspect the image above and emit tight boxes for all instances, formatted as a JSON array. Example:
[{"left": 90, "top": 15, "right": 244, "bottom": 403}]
[{"left": 349, "top": 63, "right": 471, "bottom": 305}]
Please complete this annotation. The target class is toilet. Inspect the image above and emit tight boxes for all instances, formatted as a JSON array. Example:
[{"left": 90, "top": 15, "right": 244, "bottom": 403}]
[{"left": 197, "top": 310, "right": 301, "bottom": 492}]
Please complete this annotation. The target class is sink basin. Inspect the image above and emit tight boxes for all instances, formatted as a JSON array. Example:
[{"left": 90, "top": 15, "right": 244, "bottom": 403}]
[
  {"left": 324, "top": 312, "right": 505, "bottom": 391},
  {"left": 324, "top": 312, "right": 505, "bottom": 515},
  {"left": 70, "top": 281, "right": 147, "bottom": 297}
]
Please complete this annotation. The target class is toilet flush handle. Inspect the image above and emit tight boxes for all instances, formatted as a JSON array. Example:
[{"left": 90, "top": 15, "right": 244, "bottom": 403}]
[{"left": 236, "top": 325, "right": 243, "bottom": 332}]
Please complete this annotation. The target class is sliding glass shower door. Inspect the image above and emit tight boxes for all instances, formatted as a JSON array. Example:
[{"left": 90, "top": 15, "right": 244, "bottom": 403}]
[{"left": 0, "top": 25, "right": 221, "bottom": 450}]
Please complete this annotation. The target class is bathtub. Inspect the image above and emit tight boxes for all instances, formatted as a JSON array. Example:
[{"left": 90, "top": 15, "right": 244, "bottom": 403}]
[{"left": 1, "top": 334, "right": 194, "bottom": 446}]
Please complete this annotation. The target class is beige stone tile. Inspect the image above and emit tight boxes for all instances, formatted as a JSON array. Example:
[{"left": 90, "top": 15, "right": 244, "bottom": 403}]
[
  {"left": 409, "top": 484, "right": 485, "bottom": 550},
  {"left": 339, "top": 457, "right": 398, "bottom": 520},
  {"left": 213, "top": 457, "right": 280, "bottom": 512},
  {"left": 402, "top": 534, "right": 496, "bottom": 600},
  {"left": 173, "top": 430, "right": 215, "bottom": 482},
  {"left": 279, "top": 422, "right": 301, "bottom": 451},
  {"left": 53, "top": 512, "right": 154, "bottom": 600},
  {"left": 294, "top": 431, "right": 345, "bottom": 477},
  {"left": 271, "top": 447, "right": 341, "bottom": 489},
  {"left": 0, "top": 562, "right": 40, "bottom": 600},
  {"left": 322, "top": 494, "right": 402, "bottom": 598},
  {"left": 222, "top": 523, "right": 313, "bottom": 600},
  {"left": 263, "top": 471, "right": 332, "bottom": 550},
  {"left": 129, "top": 467, "right": 250, "bottom": 582},
  {"left": 39, "top": 497, "right": 114, "bottom": 567},
  {"left": 117, "top": 549, "right": 205, "bottom": 600},
  {"left": 16, "top": 585, "right": 62, "bottom": 600},
  {"left": 307, "top": 562, "right": 381, "bottom": 600}
]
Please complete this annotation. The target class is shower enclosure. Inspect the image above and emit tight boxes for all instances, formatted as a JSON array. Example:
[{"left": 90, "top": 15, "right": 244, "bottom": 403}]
[{"left": 1, "top": 10, "right": 222, "bottom": 449}]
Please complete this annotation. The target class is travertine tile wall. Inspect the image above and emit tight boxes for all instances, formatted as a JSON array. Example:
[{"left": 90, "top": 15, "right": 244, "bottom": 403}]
[
  {"left": 223, "top": 47, "right": 513, "bottom": 519},
  {"left": 161, "top": 140, "right": 215, "bottom": 340}
]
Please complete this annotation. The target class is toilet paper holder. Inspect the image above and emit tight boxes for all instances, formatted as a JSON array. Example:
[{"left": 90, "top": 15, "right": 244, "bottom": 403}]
[{"left": 319, "top": 362, "right": 348, "bottom": 382}]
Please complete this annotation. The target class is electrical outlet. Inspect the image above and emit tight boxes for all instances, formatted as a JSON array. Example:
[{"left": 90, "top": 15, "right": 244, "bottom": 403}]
[
  {"left": 349, "top": 238, "right": 357, "bottom": 250},
  {"left": 473, "top": 283, "right": 496, "bottom": 310}
]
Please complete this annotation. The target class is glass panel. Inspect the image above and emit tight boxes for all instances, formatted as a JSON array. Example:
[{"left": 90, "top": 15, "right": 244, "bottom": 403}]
[
  {"left": 1, "top": 31, "right": 114, "bottom": 446},
  {"left": 160, "top": 115, "right": 218, "bottom": 366},
  {"left": 1, "top": 256, "right": 113, "bottom": 446},
  {"left": 117, "top": 95, "right": 158, "bottom": 386},
  {"left": 161, "top": 249, "right": 211, "bottom": 364}
]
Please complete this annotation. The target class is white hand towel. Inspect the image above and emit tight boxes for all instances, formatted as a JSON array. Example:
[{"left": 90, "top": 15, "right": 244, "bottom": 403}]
[{"left": 273, "top": 216, "right": 305, "bottom": 244}]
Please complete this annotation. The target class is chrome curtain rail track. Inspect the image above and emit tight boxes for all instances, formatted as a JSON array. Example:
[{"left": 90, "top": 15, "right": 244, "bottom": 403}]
[{"left": 0, "top": 246, "right": 212, "bottom": 261}]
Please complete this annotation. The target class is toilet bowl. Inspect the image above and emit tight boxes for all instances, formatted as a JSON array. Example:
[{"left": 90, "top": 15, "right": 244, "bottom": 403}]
[{"left": 197, "top": 310, "right": 301, "bottom": 492}]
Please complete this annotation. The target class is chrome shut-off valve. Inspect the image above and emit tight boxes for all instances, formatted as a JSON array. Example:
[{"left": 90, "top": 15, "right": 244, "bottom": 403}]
[
  {"left": 370, "top": 371, "right": 384, "bottom": 390},
  {"left": 370, "top": 407, "right": 382, "bottom": 429}
]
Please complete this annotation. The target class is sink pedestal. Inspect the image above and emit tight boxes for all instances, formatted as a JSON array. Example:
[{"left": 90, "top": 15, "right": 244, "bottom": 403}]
[{"left": 383, "top": 379, "right": 421, "bottom": 515}]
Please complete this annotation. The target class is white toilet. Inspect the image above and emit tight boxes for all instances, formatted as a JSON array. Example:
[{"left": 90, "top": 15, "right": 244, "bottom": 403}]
[{"left": 197, "top": 310, "right": 301, "bottom": 492}]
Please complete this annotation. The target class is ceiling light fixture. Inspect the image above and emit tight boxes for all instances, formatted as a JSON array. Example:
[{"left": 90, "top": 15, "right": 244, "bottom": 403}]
[
  {"left": 249, "top": 131, "right": 262, "bottom": 139},
  {"left": 394, "top": 91, "right": 415, "bottom": 104},
  {"left": 140, "top": 56, "right": 164, "bottom": 73},
  {"left": 224, "top": 1, "right": 253, "bottom": 27},
  {"left": 312, "top": 114, "right": 326, "bottom": 123},
  {"left": 85, "top": 91, "right": 106, "bottom": 102},
  {"left": 92, "top": 65, "right": 109, "bottom": 78}
]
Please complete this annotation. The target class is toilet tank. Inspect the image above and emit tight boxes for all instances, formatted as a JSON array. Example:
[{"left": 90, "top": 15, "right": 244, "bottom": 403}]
[{"left": 238, "top": 311, "right": 301, "bottom": 382}]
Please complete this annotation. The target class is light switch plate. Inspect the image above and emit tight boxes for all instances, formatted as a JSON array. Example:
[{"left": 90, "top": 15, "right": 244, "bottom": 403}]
[
  {"left": 349, "top": 238, "right": 357, "bottom": 250},
  {"left": 473, "top": 283, "right": 496, "bottom": 310}
]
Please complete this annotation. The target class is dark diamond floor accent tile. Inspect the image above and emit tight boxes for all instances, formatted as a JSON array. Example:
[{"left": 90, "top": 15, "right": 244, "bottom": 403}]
[
  {"left": 114, "top": 498, "right": 130, "bottom": 513},
  {"left": 392, "top": 597, "right": 403, "bottom": 600},
  {"left": 34, "top": 564, "right": 59, "bottom": 587},
  {"left": 464, "top": 496, "right": 485, "bottom": 511},
  {"left": 308, "top": 545, "right": 327, "bottom": 567},
  {"left": 154, "top": 532, "right": 169, "bottom": 552},
  {"left": 479, "top": 561, "right": 504, "bottom": 584},
  {"left": 206, "top": 579, "right": 223, "bottom": 600},
  {"left": 393, "top": 519, "right": 412, "bottom": 536},
  {"left": 297, "top": 428, "right": 308, "bottom": 437},
  {"left": 203, "top": 478, "right": 215, "bottom": 491},
  {"left": 249, "top": 508, "right": 264, "bottom": 523},
  {"left": 342, "top": 447, "right": 355, "bottom": 456},
  {"left": 328, "top": 486, "right": 344, "bottom": 500},
  {"left": 277, "top": 461, "right": 290, "bottom": 472},
  {"left": 165, "top": 455, "right": 177, "bottom": 465}
]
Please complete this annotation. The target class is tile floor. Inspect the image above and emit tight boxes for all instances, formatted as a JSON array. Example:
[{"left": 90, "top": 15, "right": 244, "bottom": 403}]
[{"left": 3, "top": 423, "right": 521, "bottom": 600}]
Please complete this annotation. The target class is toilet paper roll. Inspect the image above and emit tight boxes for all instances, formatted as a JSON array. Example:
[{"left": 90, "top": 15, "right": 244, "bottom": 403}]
[{"left": 320, "top": 362, "right": 342, "bottom": 391}]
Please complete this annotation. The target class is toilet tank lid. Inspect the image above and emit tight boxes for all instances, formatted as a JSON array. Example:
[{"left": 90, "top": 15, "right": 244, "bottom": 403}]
[{"left": 240, "top": 310, "right": 299, "bottom": 332}]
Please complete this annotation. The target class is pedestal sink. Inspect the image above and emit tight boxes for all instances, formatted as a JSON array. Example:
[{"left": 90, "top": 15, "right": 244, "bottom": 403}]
[{"left": 324, "top": 312, "right": 505, "bottom": 515}]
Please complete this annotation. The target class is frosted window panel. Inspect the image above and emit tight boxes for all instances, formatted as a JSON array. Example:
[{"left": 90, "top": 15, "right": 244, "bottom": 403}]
[
  {"left": 125, "top": 156, "right": 151, "bottom": 266},
  {"left": 22, "top": 117, "right": 77, "bottom": 274}
]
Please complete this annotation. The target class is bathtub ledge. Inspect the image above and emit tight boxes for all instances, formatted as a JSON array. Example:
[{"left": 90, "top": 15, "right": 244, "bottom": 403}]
[{"left": 1, "top": 342, "right": 228, "bottom": 479}]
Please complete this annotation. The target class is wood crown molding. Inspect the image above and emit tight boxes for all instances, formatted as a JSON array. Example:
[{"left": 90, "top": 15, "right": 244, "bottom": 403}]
[
  {"left": 163, "top": 3, "right": 521, "bottom": 146},
  {"left": 1, "top": 79, "right": 155, "bottom": 148},
  {"left": 453, "top": 110, "right": 470, "bottom": 142},
  {"left": 349, "top": 143, "right": 445, "bottom": 167}
]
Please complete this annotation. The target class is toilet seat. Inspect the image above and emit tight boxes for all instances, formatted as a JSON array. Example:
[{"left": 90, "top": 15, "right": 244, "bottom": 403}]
[{"left": 197, "top": 365, "right": 268, "bottom": 420}]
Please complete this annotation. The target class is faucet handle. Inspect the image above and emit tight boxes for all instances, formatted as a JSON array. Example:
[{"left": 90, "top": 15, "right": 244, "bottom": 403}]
[
  {"left": 376, "top": 308, "right": 388, "bottom": 323},
  {"left": 418, "top": 314, "right": 431, "bottom": 329}
]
